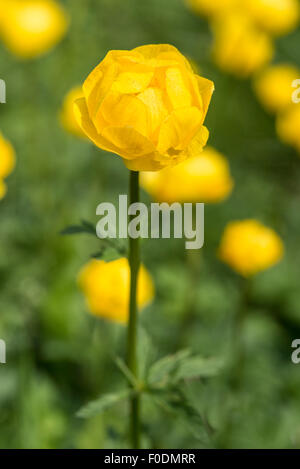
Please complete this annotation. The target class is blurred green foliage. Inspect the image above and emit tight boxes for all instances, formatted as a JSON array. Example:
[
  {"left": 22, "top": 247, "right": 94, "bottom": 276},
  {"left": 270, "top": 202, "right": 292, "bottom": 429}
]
[{"left": 1, "top": 0, "right": 300, "bottom": 449}]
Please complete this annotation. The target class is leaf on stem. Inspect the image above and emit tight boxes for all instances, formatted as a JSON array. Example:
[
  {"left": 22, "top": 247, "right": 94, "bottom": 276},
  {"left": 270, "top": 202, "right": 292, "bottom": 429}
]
[
  {"left": 77, "top": 389, "right": 132, "bottom": 419},
  {"left": 148, "top": 350, "right": 224, "bottom": 386},
  {"left": 148, "top": 349, "right": 191, "bottom": 385},
  {"left": 149, "top": 387, "right": 210, "bottom": 444}
]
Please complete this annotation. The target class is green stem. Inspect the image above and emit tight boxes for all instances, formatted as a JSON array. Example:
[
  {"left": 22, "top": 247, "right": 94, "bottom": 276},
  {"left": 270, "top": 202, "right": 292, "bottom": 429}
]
[{"left": 127, "top": 170, "right": 140, "bottom": 449}]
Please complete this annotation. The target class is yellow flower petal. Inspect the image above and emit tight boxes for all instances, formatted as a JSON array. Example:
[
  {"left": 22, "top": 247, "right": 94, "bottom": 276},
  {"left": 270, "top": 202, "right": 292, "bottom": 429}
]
[
  {"left": 133, "top": 44, "right": 183, "bottom": 60},
  {"left": 74, "top": 97, "right": 120, "bottom": 154},
  {"left": 98, "top": 91, "right": 150, "bottom": 137},
  {"left": 101, "top": 126, "right": 155, "bottom": 159},
  {"left": 165, "top": 67, "right": 192, "bottom": 109},
  {"left": 186, "top": 126, "right": 210, "bottom": 157},
  {"left": 158, "top": 107, "right": 202, "bottom": 153},
  {"left": 196, "top": 76, "right": 215, "bottom": 122},
  {"left": 137, "top": 87, "right": 168, "bottom": 136},
  {"left": 112, "top": 71, "right": 154, "bottom": 94}
]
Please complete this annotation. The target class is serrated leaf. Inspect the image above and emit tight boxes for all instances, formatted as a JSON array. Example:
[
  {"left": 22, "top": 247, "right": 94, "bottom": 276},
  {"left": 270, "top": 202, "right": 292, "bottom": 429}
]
[
  {"left": 61, "top": 220, "right": 96, "bottom": 237},
  {"left": 150, "top": 388, "right": 210, "bottom": 445},
  {"left": 81, "top": 219, "right": 96, "bottom": 232},
  {"left": 175, "top": 356, "right": 224, "bottom": 381},
  {"left": 77, "top": 389, "right": 132, "bottom": 419},
  {"left": 148, "top": 350, "right": 190, "bottom": 385}
]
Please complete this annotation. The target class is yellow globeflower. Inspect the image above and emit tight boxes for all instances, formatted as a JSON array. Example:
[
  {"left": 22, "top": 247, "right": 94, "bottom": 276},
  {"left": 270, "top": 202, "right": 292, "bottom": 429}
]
[
  {"left": 0, "top": 133, "right": 16, "bottom": 199},
  {"left": 0, "top": 0, "right": 68, "bottom": 59},
  {"left": 74, "top": 44, "right": 214, "bottom": 171},
  {"left": 254, "top": 64, "right": 300, "bottom": 114},
  {"left": 218, "top": 220, "right": 284, "bottom": 277},
  {"left": 244, "top": 0, "right": 300, "bottom": 36},
  {"left": 212, "top": 13, "right": 274, "bottom": 78},
  {"left": 141, "top": 147, "right": 233, "bottom": 203},
  {"left": 78, "top": 258, "right": 154, "bottom": 323},
  {"left": 60, "top": 86, "right": 86, "bottom": 138},
  {"left": 276, "top": 105, "right": 300, "bottom": 152}
]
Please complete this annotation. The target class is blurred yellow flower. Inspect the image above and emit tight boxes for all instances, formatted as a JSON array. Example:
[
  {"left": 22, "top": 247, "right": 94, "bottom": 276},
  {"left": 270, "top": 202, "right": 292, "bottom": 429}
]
[
  {"left": 254, "top": 64, "right": 300, "bottom": 114},
  {"left": 74, "top": 44, "right": 214, "bottom": 171},
  {"left": 0, "top": 132, "right": 16, "bottom": 199},
  {"left": 78, "top": 258, "right": 154, "bottom": 323},
  {"left": 218, "top": 219, "right": 284, "bottom": 277},
  {"left": 276, "top": 105, "right": 300, "bottom": 152},
  {"left": 0, "top": 0, "right": 68, "bottom": 59},
  {"left": 60, "top": 86, "right": 86, "bottom": 138},
  {"left": 186, "top": 0, "right": 237, "bottom": 17},
  {"left": 212, "top": 13, "right": 274, "bottom": 78},
  {"left": 141, "top": 147, "right": 233, "bottom": 203},
  {"left": 244, "top": 0, "right": 300, "bottom": 36}
]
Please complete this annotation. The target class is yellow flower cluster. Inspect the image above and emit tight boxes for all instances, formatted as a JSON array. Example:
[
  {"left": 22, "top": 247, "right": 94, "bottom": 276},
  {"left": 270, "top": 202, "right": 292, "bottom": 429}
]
[
  {"left": 187, "top": 0, "right": 300, "bottom": 77},
  {"left": 78, "top": 258, "right": 154, "bottom": 323},
  {"left": 254, "top": 64, "right": 300, "bottom": 114},
  {"left": 212, "top": 13, "right": 274, "bottom": 78},
  {"left": 0, "top": 133, "right": 15, "bottom": 199},
  {"left": 0, "top": 0, "right": 68, "bottom": 59},
  {"left": 254, "top": 63, "right": 300, "bottom": 154},
  {"left": 218, "top": 219, "right": 284, "bottom": 277},
  {"left": 141, "top": 146, "right": 233, "bottom": 203},
  {"left": 74, "top": 44, "right": 214, "bottom": 171}
]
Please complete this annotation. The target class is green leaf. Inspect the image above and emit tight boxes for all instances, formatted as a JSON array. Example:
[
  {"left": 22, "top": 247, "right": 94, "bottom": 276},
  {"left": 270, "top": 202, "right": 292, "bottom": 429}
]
[
  {"left": 150, "top": 388, "right": 210, "bottom": 444},
  {"left": 148, "top": 349, "right": 190, "bottom": 385},
  {"left": 77, "top": 389, "right": 132, "bottom": 419},
  {"left": 114, "top": 357, "right": 138, "bottom": 387},
  {"left": 175, "top": 356, "right": 224, "bottom": 381},
  {"left": 60, "top": 220, "right": 96, "bottom": 237},
  {"left": 61, "top": 219, "right": 127, "bottom": 260}
]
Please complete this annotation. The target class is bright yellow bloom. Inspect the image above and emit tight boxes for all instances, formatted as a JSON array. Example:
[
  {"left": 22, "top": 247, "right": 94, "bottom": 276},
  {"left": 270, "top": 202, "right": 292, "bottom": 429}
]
[
  {"left": 0, "top": 0, "right": 68, "bottom": 59},
  {"left": 212, "top": 13, "right": 274, "bottom": 78},
  {"left": 74, "top": 44, "right": 214, "bottom": 171},
  {"left": 254, "top": 64, "right": 300, "bottom": 114},
  {"left": 78, "top": 258, "right": 154, "bottom": 323},
  {"left": 244, "top": 0, "right": 300, "bottom": 36},
  {"left": 141, "top": 147, "right": 233, "bottom": 203},
  {"left": 60, "top": 86, "right": 86, "bottom": 138},
  {"left": 186, "top": 0, "right": 237, "bottom": 18},
  {"left": 218, "top": 220, "right": 284, "bottom": 277},
  {"left": 0, "top": 133, "right": 16, "bottom": 199},
  {"left": 276, "top": 105, "right": 300, "bottom": 152}
]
